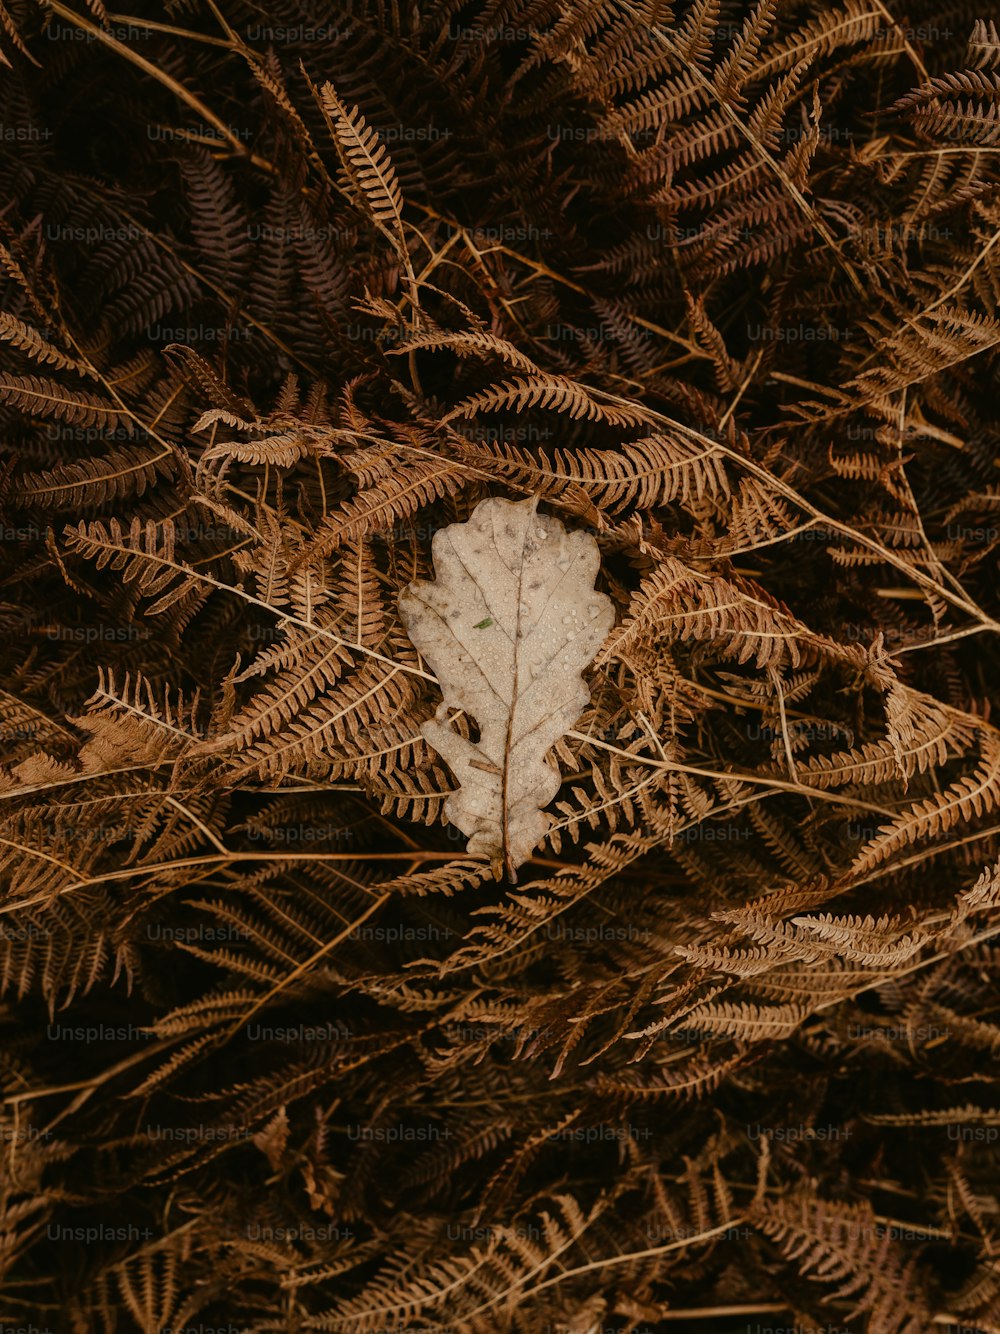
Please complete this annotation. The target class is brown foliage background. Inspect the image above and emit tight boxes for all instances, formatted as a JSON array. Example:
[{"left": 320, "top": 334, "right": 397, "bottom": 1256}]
[{"left": 0, "top": 0, "right": 999, "bottom": 1330}]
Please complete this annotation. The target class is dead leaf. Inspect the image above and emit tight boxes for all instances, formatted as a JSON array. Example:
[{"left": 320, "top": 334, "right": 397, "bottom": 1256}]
[{"left": 398, "top": 495, "right": 614, "bottom": 879}]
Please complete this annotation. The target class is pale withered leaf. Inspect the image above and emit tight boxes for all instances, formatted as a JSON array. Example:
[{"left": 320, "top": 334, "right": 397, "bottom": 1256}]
[{"left": 398, "top": 495, "right": 614, "bottom": 880}]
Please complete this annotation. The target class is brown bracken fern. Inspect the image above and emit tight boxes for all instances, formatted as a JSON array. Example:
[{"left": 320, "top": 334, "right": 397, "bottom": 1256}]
[{"left": 1, "top": 1, "right": 999, "bottom": 1332}]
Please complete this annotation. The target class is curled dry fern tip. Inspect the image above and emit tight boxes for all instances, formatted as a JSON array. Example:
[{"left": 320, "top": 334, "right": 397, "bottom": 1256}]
[{"left": 1, "top": 1, "right": 1000, "bottom": 1331}]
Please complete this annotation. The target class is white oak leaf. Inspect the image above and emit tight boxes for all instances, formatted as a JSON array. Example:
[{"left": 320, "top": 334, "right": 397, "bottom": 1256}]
[{"left": 398, "top": 496, "right": 614, "bottom": 879}]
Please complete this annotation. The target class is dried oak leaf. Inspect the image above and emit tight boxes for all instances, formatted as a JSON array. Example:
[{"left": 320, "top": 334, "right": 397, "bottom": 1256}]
[{"left": 398, "top": 495, "right": 614, "bottom": 879}]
